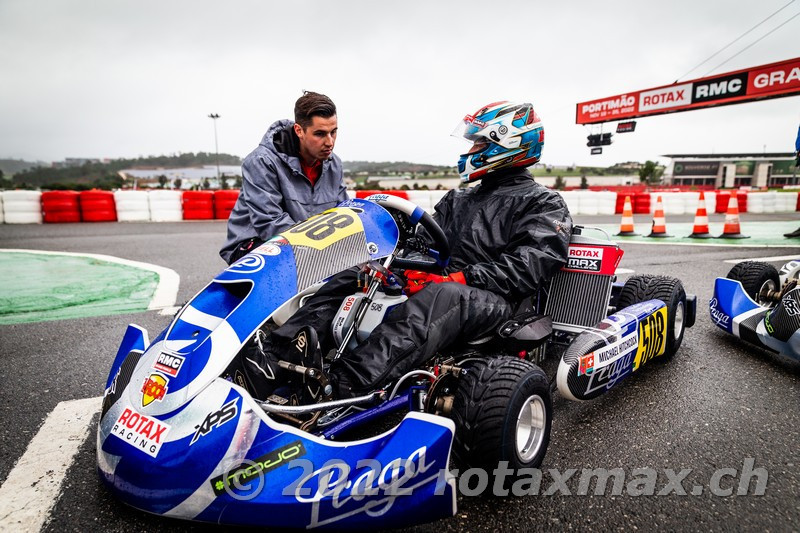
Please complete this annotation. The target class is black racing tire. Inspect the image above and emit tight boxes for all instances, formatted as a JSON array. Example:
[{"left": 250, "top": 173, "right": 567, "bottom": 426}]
[
  {"left": 726, "top": 261, "right": 780, "bottom": 305},
  {"left": 451, "top": 357, "right": 552, "bottom": 473},
  {"left": 617, "top": 275, "right": 687, "bottom": 359}
]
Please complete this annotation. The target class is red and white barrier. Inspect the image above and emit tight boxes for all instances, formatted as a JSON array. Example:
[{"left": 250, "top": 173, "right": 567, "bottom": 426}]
[
  {"left": 3, "top": 187, "right": 800, "bottom": 225},
  {"left": 42, "top": 191, "right": 81, "bottom": 223},
  {"left": 148, "top": 190, "right": 182, "bottom": 222},
  {"left": 3, "top": 190, "right": 42, "bottom": 224},
  {"left": 114, "top": 190, "right": 150, "bottom": 222}
]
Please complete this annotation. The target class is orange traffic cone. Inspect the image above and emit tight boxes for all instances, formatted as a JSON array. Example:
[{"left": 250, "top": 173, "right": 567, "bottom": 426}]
[
  {"left": 647, "top": 195, "right": 672, "bottom": 238},
  {"left": 715, "top": 195, "right": 750, "bottom": 239},
  {"left": 688, "top": 191, "right": 712, "bottom": 238},
  {"left": 615, "top": 195, "right": 639, "bottom": 236}
]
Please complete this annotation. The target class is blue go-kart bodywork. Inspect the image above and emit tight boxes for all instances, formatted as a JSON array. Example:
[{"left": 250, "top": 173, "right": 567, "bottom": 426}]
[
  {"left": 97, "top": 198, "right": 457, "bottom": 529},
  {"left": 710, "top": 259, "right": 800, "bottom": 361},
  {"left": 98, "top": 195, "right": 696, "bottom": 529}
]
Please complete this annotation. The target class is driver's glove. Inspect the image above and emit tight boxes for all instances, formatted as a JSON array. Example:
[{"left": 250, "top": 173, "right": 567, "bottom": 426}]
[{"left": 404, "top": 270, "right": 466, "bottom": 296}]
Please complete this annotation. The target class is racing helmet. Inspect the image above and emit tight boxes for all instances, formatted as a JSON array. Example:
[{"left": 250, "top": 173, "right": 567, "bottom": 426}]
[{"left": 452, "top": 101, "right": 544, "bottom": 183}]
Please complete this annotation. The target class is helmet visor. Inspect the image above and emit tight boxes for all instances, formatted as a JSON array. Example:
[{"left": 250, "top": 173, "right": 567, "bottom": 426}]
[{"left": 451, "top": 114, "right": 486, "bottom": 142}]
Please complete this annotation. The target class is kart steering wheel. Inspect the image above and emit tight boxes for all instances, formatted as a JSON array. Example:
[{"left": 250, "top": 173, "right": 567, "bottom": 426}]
[{"left": 364, "top": 194, "right": 451, "bottom": 273}]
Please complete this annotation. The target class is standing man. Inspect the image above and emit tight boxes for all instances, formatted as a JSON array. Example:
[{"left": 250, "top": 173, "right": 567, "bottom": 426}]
[
  {"left": 220, "top": 91, "right": 348, "bottom": 264},
  {"left": 783, "top": 123, "right": 800, "bottom": 238},
  {"left": 795, "top": 122, "right": 800, "bottom": 167}
]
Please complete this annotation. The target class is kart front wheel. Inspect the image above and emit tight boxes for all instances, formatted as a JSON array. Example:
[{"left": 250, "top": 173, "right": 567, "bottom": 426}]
[
  {"left": 617, "top": 275, "right": 687, "bottom": 359},
  {"left": 726, "top": 261, "right": 780, "bottom": 306},
  {"left": 451, "top": 357, "right": 551, "bottom": 472}
]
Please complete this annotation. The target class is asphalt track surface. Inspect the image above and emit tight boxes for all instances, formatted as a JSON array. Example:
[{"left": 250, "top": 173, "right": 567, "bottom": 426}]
[{"left": 0, "top": 213, "right": 799, "bottom": 532}]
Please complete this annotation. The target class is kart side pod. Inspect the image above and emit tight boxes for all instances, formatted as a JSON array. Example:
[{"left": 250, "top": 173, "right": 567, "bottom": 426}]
[{"left": 556, "top": 300, "right": 669, "bottom": 401}]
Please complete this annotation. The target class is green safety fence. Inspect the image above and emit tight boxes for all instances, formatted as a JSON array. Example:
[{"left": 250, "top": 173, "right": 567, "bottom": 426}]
[{"left": 0, "top": 251, "right": 158, "bottom": 325}]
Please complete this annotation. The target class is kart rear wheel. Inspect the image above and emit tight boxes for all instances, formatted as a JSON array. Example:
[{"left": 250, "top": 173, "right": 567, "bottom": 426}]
[
  {"left": 451, "top": 357, "right": 551, "bottom": 473},
  {"left": 726, "top": 261, "right": 780, "bottom": 306},
  {"left": 617, "top": 275, "right": 687, "bottom": 359}
]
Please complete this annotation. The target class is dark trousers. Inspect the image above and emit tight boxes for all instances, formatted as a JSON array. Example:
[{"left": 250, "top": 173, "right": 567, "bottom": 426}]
[{"left": 268, "top": 269, "right": 514, "bottom": 397}]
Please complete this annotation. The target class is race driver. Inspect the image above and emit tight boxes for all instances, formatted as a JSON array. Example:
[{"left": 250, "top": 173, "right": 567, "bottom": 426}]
[{"left": 243, "top": 101, "right": 573, "bottom": 400}]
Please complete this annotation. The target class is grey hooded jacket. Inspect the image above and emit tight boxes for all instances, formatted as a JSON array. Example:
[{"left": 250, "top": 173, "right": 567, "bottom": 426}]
[{"left": 219, "top": 119, "right": 348, "bottom": 263}]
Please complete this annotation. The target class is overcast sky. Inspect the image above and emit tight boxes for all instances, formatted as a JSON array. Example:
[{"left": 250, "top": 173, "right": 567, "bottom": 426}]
[{"left": 1, "top": 0, "right": 798, "bottom": 168}]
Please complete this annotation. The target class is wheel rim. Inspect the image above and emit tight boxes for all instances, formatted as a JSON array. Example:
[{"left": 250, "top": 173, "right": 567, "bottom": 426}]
[
  {"left": 516, "top": 394, "right": 547, "bottom": 463},
  {"left": 674, "top": 300, "right": 685, "bottom": 339},
  {"left": 757, "top": 279, "right": 778, "bottom": 304}
]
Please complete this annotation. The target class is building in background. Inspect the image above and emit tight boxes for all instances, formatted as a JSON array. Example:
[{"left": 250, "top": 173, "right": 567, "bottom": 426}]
[{"left": 663, "top": 152, "right": 798, "bottom": 188}]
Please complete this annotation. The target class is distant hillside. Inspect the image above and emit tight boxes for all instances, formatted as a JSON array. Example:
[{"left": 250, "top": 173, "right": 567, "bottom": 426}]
[
  {"left": 9, "top": 152, "right": 243, "bottom": 189},
  {"left": 343, "top": 161, "right": 454, "bottom": 175},
  {"left": 0, "top": 158, "right": 48, "bottom": 177}
]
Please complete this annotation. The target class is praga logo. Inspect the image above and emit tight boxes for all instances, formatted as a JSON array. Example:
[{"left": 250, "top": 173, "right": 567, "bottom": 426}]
[
  {"left": 141, "top": 374, "right": 168, "bottom": 407},
  {"left": 111, "top": 407, "right": 171, "bottom": 458},
  {"left": 709, "top": 297, "right": 730, "bottom": 327}
]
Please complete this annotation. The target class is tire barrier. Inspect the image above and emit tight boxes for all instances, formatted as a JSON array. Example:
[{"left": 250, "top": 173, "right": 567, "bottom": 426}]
[
  {"left": 42, "top": 190, "right": 81, "bottom": 223},
  {"left": 214, "top": 190, "right": 239, "bottom": 220},
  {"left": 633, "top": 193, "right": 651, "bottom": 214},
  {"left": 3, "top": 187, "right": 800, "bottom": 224},
  {"left": 3, "top": 190, "right": 42, "bottom": 224},
  {"left": 148, "top": 190, "right": 182, "bottom": 222},
  {"left": 79, "top": 190, "right": 117, "bottom": 222},
  {"left": 658, "top": 192, "right": 686, "bottom": 215},
  {"left": 577, "top": 190, "right": 599, "bottom": 215},
  {"left": 595, "top": 191, "right": 616, "bottom": 215},
  {"left": 778, "top": 192, "right": 798, "bottom": 212},
  {"left": 114, "top": 190, "right": 150, "bottom": 222},
  {"left": 182, "top": 190, "right": 214, "bottom": 220}
]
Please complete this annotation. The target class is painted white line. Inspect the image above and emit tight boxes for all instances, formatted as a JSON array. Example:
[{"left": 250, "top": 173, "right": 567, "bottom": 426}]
[
  {"left": 616, "top": 268, "right": 635, "bottom": 274},
  {"left": 0, "top": 249, "right": 180, "bottom": 310},
  {"left": 724, "top": 254, "right": 800, "bottom": 264},
  {"left": 0, "top": 396, "right": 102, "bottom": 532}
]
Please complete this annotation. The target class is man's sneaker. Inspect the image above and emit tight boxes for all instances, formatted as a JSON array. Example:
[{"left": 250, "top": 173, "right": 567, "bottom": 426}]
[{"left": 784, "top": 227, "right": 800, "bottom": 238}]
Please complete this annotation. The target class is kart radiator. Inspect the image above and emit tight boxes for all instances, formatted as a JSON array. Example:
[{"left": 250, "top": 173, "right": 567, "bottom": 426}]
[
  {"left": 545, "top": 270, "right": 614, "bottom": 330},
  {"left": 544, "top": 231, "right": 621, "bottom": 332}
]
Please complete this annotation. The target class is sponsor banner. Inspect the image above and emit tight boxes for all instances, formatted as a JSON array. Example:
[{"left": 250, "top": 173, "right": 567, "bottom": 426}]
[
  {"left": 111, "top": 407, "right": 171, "bottom": 458},
  {"left": 576, "top": 57, "right": 800, "bottom": 124},
  {"left": 673, "top": 161, "right": 720, "bottom": 176},
  {"left": 692, "top": 72, "right": 748, "bottom": 104},
  {"left": 639, "top": 83, "right": 692, "bottom": 112},
  {"left": 153, "top": 352, "right": 184, "bottom": 377},
  {"left": 141, "top": 373, "right": 168, "bottom": 407},
  {"left": 562, "top": 245, "right": 622, "bottom": 275}
]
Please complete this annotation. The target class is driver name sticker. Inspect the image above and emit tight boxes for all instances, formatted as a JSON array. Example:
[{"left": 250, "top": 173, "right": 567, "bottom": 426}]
[
  {"left": 283, "top": 208, "right": 364, "bottom": 251},
  {"left": 633, "top": 307, "right": 667, "bottom": 370},
  {"left": 578, "top": 330, "right": 638, "bottom": 376}
]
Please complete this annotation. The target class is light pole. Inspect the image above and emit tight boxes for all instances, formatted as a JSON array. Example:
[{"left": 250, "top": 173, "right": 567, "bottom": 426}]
[{"left": 208, "top": 113, "right": 221, "bottom": 187}]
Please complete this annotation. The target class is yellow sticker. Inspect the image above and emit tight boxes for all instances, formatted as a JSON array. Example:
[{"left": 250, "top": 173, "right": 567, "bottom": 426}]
[
  {"left": 281, "top": 208, "right": 363, "bottom": 250},
  {"left": 633, "top": 306, "right": 667, "bottom": 371}
]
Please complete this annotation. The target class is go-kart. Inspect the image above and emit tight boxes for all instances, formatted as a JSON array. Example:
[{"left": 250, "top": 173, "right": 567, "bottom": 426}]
[
  {"left": 97, "top": 194, "right": 696, "bottom": 529},
  {"left": 709, "top": 259, "right": 800, "bottom": 360}
]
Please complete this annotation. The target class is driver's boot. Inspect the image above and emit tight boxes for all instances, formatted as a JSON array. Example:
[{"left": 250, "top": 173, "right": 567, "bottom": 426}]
[
  {"left": 288, "top": 326, "right": 332, "bottom": 403},
  {"left": 239, "top": 329, "right": 285, "bottom": 400}
]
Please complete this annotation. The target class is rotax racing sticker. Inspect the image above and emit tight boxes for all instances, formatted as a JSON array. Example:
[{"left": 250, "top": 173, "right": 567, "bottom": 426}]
[{"left": 111, "top": 407, "right": 172, "bottom": 458}]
